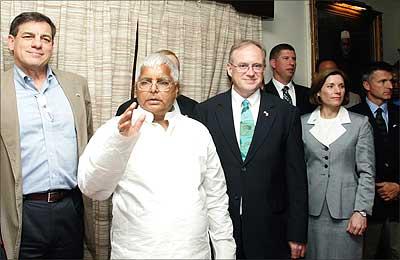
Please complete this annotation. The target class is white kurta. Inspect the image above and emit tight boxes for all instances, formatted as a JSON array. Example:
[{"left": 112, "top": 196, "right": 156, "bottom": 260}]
[{"left": 78, "top": 108, "right": 236, "bottom": 259}]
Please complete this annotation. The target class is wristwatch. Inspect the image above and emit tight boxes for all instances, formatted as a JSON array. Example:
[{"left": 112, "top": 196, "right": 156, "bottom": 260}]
[{"left": 355, "top": 210, "right": 367, "bottom": 217}]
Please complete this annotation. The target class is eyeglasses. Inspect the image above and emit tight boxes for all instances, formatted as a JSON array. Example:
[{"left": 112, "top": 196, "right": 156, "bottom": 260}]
[
  {"left": 136, "top": 79, "right": 175, "bottom": 92},
  {"left": 230, "top": 63, "right": 265, "bottom": 73}
]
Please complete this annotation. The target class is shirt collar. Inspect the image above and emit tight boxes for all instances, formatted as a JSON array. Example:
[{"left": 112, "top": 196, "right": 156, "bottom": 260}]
[
  {"left": 365, "top": 97, "right": 388, "bottom": 115},
  {"left": 14, "top": 65, "right": 55, "bottom": 89},
  {"left": 231, "top": 87, "right": 260, "bottom": 108},
  {"left": 307, "top": 106, "right": 351, "bottom": 125},
  {"left": 272, "top": 78, "right": 294, "bottom": 92}
]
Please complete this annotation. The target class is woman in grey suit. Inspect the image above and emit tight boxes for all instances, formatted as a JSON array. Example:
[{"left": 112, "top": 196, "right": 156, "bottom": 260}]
[{"left": 302, "top": 69, "right": 375, "bottom": 259}]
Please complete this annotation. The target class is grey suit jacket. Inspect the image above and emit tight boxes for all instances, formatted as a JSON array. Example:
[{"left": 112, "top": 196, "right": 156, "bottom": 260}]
[
  {"left": 0, "top": 67, "right": 95, "bottom": 259},
  {"left": 301, "top": 108, "right": 375, "bottom": 219}
]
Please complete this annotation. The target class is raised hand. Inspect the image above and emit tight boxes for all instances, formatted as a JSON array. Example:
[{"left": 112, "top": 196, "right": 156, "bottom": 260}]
[{"left": 118, "top": 102, "right": 146, "bottom": 137}]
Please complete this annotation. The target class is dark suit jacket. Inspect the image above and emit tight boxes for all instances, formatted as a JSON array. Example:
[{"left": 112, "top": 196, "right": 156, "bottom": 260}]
[
  {"left": 115, "top": 94, "right": 198, "bottom": 117},
  {"left": 195, "top": 90, "right": 308, "bottom": 258},
  {"left": 350, "top": 102, "right": 399, "bottom": 221},
  {"left": 264, "top": 79, "right": 314, "bottom": 115}
]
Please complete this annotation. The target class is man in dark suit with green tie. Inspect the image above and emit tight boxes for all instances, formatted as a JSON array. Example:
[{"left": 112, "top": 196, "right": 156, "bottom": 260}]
[{"left": 195, "top": 39, "right": 308, "bottom": 259}]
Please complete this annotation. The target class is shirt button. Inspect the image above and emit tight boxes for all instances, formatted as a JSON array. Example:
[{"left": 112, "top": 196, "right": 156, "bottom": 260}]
[
  {"left": 324, "top": 156, "right": 328, "bottom": 160},
  {"left": 324, "top": 164, "right": 328, "bottom": 168},
  {"left": 234, "top": 195, "right": 240, "bottom": 200},
  {"left": 324, "top": 147, "right": 329, "bottom": 151},
  {"left": 241, "top": 167, "right": 247, "bottom": 172},
  {"left": 384, "top": 163, "right": 389, "bottom": 167}
]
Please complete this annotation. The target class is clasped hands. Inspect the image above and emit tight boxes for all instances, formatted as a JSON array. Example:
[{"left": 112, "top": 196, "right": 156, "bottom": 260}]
[{"left": 376, "top": 182, "right": 400, "bottom": 201}]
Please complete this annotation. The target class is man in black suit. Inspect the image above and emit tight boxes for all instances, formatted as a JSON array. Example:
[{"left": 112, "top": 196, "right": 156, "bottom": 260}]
[
  {"left": 350, "top": 61, "right": 400, "bottom": 259},
  {"left": 264, "top": 43, "right": 314, "bottom": 115},
  {"left": 116, "top": 49, "right": 197, "bottom": 117},
  {"left": 195, "top": 39, "right": 308, "bottom": 259}
]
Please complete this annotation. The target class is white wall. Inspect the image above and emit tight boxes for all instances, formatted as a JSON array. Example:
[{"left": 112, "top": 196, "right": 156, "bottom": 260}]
[
  {"left": 362, "top": 0, "right": 400, "bottom": 64},
  {"left": 261, "top": 0, "right": 400, "bottom": 88},
  {"left": 262, "top": 0, "right": 312, "bottom": 86}
]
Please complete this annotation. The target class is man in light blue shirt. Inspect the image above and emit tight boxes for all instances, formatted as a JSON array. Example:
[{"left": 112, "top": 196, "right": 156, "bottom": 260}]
[{"left": 1, "top": 12, "right": 94, "bottom": 259}]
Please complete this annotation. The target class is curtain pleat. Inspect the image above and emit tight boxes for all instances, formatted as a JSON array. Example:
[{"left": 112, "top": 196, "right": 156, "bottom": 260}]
[
  {"left": 1, "top": 1, "right": 261, "bottom": 258},
  {"left": 135, "top": 0, "right": 262, "bottom": 101}
]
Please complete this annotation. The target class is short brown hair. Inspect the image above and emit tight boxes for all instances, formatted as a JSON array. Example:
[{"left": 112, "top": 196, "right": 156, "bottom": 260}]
[
  {"left": 309, "top": 68, "right": 349, "bottom": 106},
  {"left": 9, "top": 12, "right": 56, "bottom": 40},
  {"left": 269, "top": 43, "right": 295, "bottom": 60}
]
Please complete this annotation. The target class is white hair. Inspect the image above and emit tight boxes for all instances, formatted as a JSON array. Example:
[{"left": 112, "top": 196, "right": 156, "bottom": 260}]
[{"left": 135, "top": 53, "right": 179, "bottom": 82}]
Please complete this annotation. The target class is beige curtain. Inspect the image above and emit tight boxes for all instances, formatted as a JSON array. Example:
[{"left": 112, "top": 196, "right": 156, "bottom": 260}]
[
  {"left": 135, "top": 0, "right": 262, "bottom": 102},
  {"left": 1, "top": 1, "right": 261, "bottom": 258}
]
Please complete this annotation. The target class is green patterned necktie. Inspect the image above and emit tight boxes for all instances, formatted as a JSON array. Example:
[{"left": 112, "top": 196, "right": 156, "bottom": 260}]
[{"left": 240, "top": 99, "right": 255, "bottom": 161}]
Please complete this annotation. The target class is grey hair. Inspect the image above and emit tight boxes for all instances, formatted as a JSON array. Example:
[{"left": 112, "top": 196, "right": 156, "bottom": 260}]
[{"left": 135, "top": 53, "right": 179, "bottom": 82}]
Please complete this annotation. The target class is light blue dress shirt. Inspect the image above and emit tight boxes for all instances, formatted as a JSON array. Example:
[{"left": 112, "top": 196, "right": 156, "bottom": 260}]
[
  {"left": 14, "top": 65, "right": 78, "bottom": 194},
  {"left": 366, "top": 97, "right": 389, "bottom": 129}
]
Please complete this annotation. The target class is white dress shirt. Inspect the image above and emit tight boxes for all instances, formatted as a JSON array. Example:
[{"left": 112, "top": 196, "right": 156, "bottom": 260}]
[
  {"left": 272, "top": 78, "right": 297, "bottom": 106},
  {"left": 78, "top": 107, "right": 235, "bottom": 259}
]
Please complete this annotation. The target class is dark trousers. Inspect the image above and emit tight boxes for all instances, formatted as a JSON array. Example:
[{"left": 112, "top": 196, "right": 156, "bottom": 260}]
[
  {"left": 237, "top": 215, "right": 246, "bottom": 259},
  {"left": 19, "top": 189, "right": 84, "bottom": 259},
  {"left": 363, "top": 219, "right": 400, "bottom": 259},
  {"left": 0, "top": 238, "right": 6, "bottom": 260}
]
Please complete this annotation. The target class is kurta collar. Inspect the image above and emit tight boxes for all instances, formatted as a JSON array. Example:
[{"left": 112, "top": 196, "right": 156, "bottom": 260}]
[{"left": 131, "top": 104, "right": 180, "bottom": 128}]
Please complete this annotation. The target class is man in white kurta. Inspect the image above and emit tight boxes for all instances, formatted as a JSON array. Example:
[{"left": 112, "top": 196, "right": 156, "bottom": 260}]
[{"left": 78, "top": 53, "right": 235, "bottom": 259}]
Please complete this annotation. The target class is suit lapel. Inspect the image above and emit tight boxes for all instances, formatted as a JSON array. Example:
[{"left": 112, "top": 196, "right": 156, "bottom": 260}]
[
  {"left": 361, "top": 103, "right": 378, "bottom": 129},
  {"left": 1, "top": 69, "right": 22, "bottom": 183},
  {"left": 388, "top": 103, "right": 399, "bottom": 133},
  {"left": 214, "top": 91, "right": 243, "bottom": 163},
  {"left": 264, "top": 80, "right": 279, "bottom": 96},
  {"left": 244, "top": 92, "right": 277, "bottom": 164},
  {"left": 294, "top": 83, "right": 303, "bottom": 104}
]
